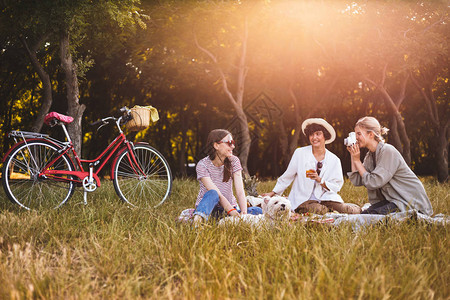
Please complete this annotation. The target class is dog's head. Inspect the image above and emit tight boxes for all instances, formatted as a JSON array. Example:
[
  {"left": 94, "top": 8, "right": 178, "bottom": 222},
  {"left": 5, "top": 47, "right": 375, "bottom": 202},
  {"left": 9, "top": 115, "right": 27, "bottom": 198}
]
[{"left": 261, "top": 196, "right": 291, "bottom": 220}]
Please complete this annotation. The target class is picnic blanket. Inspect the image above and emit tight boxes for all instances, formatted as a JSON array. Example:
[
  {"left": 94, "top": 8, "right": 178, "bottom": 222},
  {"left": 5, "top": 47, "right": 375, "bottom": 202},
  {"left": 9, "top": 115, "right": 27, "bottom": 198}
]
[
  {"left": 322, "top": 210, "right": 450, "bottom": 231},
  {"left": 178, "top": 208, "right": 195, "bottom": 223},
  {"left": 179, "top": 208, "right": 449, "bottom": 231}
]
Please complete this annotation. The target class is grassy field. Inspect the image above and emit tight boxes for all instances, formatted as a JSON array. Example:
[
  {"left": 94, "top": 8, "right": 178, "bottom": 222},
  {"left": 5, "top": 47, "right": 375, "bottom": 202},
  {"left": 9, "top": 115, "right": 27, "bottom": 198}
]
[{"left": 0, "top": 178, "right": 448, "bottom": 299}]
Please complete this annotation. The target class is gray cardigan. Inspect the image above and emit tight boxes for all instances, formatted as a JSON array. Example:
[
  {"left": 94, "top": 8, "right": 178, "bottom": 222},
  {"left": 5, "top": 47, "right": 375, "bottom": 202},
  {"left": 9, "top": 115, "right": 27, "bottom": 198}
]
[{"left": 348, "top": 143, "right": 433, "bottom": 216}]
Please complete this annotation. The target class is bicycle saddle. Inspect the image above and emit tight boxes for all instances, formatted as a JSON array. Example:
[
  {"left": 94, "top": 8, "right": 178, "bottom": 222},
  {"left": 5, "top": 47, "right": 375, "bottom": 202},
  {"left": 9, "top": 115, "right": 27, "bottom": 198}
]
[{"left": 44, "top": 112, "right": 74, "bottom": 125}]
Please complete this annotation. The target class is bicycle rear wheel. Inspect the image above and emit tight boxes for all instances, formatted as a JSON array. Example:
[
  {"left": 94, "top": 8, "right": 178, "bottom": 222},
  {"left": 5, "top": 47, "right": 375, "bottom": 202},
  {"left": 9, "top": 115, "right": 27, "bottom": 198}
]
[
  {"left": 2, "top": 140, "right": 75, "bottom": 210},
  {"left": 113, "top": 144, "right": 172, "bottom": 208}
]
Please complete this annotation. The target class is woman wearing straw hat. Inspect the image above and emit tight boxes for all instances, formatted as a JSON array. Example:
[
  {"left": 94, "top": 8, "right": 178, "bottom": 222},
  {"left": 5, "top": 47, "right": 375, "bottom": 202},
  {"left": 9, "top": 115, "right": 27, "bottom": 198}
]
[{"left": 263, "top": 118, "right": 361, "bottom": 214}]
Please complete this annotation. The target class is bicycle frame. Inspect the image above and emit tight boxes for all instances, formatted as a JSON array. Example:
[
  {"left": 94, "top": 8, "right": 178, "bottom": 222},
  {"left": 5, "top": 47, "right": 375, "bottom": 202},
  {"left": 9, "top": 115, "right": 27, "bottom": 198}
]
[
  {"left": 8, "top": 118, "right": 147, "bottom": 188},
  {"left": 44, "top": 133, "right": 131, "bottom": 187}
]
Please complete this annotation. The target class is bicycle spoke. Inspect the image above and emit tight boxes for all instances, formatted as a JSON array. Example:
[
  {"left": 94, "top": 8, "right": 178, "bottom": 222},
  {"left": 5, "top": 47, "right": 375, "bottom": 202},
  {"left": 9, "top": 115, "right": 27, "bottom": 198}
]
[
  {"left": 2, "top": 140, "right": 75, "bottom": 210},
  {"left": 113, "top": 145, "right": 172, "bottom": 208}
]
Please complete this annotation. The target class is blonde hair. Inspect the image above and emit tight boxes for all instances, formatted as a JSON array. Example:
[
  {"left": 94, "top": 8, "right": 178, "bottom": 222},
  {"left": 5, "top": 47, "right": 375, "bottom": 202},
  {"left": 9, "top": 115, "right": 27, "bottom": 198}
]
[{"left": 355, "top": 116, "right": 389, "bottom": 143}]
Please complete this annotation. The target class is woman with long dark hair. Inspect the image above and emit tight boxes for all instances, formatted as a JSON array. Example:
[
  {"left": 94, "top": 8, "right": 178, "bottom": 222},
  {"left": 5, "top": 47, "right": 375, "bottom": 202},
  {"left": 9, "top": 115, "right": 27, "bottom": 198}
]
[{"left": 192, "top": 129, "right": 262, "bottom": 224}]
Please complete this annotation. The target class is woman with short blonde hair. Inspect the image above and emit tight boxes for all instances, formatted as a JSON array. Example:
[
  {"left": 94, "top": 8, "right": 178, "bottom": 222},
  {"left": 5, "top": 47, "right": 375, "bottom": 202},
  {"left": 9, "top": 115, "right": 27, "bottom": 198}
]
[
  {"left": 355, "top": 116, "right": 389, "bottom": 143},
  {"left": 347, "top": 116, "right": 433, "bottom": 215}
]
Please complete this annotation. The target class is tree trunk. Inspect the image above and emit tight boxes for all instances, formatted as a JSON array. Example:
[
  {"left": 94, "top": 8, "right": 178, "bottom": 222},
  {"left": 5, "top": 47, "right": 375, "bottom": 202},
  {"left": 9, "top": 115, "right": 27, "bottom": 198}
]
[
  {"left": 278, "top": 119, "right": 290, "bottom": 169},
  {"left": 235, "top": 109, "right": 251, "bottom": 175},
  {"left": 60, "top": 31, "right": 85, "bottom": 155},
  {"left": 391, "top": 103, "right": 411, "bottom": 165},
  {"left": 194, "top": 19, "right": 250, "bottom": 174},
  {"left": 377, "top": 77, "right": 410, "bottom": 165},
  {"left": 390, "top": 73, "right": 409, "bottom": 163},
  {"left": 410, "top": 72, "right": 448, "bottom": 183},
  {"left": 365, "top": 68, "right": 411, "bottom": 165},
  {"left": 230, "top": 19, "right": 250, "bottom": 175},
  {"left": 178, "top": 112, "right": 188, "bottom": 177},
  {"left": 3, "top": 100, "right": 14, "bottom": 154},
  {"left": 287, "top": 84, "right": 302, "bottom": 159},
  {"left": 284, "top": 75, "right": 338, "bottom": 161},
  {"left": 388, "top": 116, "right": 403, "bottom": 154},
  {"left": 19, "top": 35, "right": 53, "bottom": 133},
  {"left": 436, "top": 123, "right": 449, "bottom": 182}
]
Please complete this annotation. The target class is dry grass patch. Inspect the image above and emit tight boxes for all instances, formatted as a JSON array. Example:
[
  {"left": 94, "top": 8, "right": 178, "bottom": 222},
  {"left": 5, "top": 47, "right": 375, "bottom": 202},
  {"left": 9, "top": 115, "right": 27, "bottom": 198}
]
[{"left": 0, "top": 178, "right": 448, "bottom": 299}]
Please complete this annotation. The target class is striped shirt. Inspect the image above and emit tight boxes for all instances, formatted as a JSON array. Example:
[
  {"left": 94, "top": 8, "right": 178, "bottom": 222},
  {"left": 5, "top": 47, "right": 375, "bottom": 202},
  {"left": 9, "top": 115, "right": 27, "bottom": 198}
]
[{"left": 195, "top": 155, "right": 243, "bottom": 207}]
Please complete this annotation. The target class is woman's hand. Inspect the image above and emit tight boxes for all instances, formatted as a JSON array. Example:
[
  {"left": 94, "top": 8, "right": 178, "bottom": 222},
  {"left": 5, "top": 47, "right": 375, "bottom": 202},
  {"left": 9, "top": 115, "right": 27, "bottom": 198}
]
[
  {"left": 306, "top": 170, "right": 321, "bottom": 183},
  {"left": 228, "top": 209, "right": 240, "bottom": 217},
  {"left": 347, "top": 143, "right": 367, "bottom": 176},
  {"left": 347, "top": 144, "right": 361, "bottom": 162},
  {"left": 261, "top": 191, "right": 275, "bottom": 197}
]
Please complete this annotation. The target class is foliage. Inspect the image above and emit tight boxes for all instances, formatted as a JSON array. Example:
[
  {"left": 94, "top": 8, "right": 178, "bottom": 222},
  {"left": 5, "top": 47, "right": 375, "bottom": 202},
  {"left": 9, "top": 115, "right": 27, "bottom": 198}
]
[
  {"left": 0, "top": 178, "right": 448, "bottom": 298},
  {"left": 0, "top": 0, "right": 448, "bottom": 179},
  {"left": 0, "top": 0, "right": 148, "bottom": 151}
]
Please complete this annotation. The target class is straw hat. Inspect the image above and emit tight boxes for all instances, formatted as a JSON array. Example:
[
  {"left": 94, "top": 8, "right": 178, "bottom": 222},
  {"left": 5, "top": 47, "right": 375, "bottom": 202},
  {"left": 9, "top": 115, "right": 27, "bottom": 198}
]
[{"left": 301, "top": 118, "right": 336, "bottom": 144}]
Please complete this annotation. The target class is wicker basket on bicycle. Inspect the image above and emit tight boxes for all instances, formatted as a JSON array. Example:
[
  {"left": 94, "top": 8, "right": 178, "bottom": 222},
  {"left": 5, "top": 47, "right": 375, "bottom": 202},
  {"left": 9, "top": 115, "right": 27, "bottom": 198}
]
[{"left": 126, "top": 106, "right": 153, "bottom": 131}]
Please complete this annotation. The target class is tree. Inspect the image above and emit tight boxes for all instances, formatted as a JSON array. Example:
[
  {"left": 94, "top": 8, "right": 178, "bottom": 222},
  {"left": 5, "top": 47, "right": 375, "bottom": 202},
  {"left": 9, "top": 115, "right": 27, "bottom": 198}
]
[
  {"left": 363, "top": 66, "right": 412, "bottom": 164},
  {"left": 1, "top": 1, "right": 58, "bottom": 134},
  {"left": 180, "top": 0, "right": 258, "bottom": 173},
  {"left": 337, "top": 2, "right": 418, "bottom": 164},
  {"left": 245, "top": 2, "right": 342, "bottom": 174},
  {"left": 194, "top": 19, "right": 251, "bottom": 174},
  {"left": 407, "top": 1, "right": 449, "bottom": 182},
  {"left": 0, "top": 0, "right": 146, "bottom": 155},
  {"left": 1, "top": 0, "right": 447, "bottom": 181}
]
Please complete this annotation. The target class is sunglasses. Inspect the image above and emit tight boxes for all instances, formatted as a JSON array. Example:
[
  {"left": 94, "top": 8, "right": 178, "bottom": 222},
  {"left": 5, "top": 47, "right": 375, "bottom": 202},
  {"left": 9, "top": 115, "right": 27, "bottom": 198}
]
[
  {"left": 217, "top": 140, "right": 235, "bottom": 147},
  {"left": 316, "top": 161, "right": 323, "bottom": 175}
]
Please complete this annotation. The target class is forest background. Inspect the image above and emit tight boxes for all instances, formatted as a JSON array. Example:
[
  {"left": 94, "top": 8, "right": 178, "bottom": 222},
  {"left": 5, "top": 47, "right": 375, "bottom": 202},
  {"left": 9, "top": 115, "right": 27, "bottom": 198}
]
[{"left": 0, "top": 0, "right": 448, "bottom": 182}]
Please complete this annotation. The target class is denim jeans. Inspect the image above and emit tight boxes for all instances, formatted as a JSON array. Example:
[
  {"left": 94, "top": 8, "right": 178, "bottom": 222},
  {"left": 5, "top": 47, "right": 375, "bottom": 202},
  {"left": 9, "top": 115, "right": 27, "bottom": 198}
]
[{"left": 194, "top": 190, "right": 263, "bottom": 221}]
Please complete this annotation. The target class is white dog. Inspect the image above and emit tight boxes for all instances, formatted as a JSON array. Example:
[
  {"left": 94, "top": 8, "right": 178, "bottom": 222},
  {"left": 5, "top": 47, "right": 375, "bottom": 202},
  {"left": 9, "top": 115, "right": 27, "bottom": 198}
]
[
  {"left": 219, "top": 195, "right": 292, "bottom": 228},
  {"left": 261, "top": 195, "right": 292, "bottom": 220}
]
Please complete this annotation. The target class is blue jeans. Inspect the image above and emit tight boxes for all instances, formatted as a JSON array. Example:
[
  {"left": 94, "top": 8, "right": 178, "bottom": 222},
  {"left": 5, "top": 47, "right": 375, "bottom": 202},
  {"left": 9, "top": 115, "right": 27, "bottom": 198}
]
[{"left": 194, "top": 190, "right": 263, "bottom": 221}]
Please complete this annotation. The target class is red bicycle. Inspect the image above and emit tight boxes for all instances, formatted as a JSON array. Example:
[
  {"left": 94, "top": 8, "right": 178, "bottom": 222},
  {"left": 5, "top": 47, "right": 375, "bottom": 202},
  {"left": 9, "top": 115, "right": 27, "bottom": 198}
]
[{"left": 1, "top": 107, "right": 172, "bottom": 210}]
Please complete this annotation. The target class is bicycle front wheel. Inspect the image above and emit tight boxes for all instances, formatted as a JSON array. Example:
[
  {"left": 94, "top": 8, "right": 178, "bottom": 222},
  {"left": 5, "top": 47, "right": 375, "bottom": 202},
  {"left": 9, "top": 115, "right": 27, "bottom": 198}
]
[
  {"left": 113, "top": 144, "right": 172, "bottom": 208},
  {"left": 2, "top": 140, "right": 75, "bottom": 210}
]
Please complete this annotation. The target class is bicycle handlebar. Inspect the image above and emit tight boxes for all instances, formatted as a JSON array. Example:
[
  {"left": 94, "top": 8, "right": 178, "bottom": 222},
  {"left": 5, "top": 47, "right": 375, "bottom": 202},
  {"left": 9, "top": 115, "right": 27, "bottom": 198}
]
[
  {"left": 89, "top": 107, "right": 131, "bottom": 128},
  {"left": 90, "top": 120, "right": 104, "bottom": 126}
]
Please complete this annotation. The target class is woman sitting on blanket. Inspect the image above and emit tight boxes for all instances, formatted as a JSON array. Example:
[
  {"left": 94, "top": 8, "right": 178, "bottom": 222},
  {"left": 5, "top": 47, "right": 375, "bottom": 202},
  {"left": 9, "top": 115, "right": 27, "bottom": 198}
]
[
  {"left": 263, "top": 118, "right": 361, "bottom": 215},
  {"left": 347, "top": 116, "right": 433, "bottom": 215},
  {"left": 192, "top": 129, "right": 262, "bottom": 224}
]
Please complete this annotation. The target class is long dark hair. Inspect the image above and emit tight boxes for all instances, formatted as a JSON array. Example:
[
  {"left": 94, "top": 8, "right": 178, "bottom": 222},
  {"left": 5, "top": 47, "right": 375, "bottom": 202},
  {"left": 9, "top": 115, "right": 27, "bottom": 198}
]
[{"left": 206, "top": 129, "right": 233, "bottom": 182}]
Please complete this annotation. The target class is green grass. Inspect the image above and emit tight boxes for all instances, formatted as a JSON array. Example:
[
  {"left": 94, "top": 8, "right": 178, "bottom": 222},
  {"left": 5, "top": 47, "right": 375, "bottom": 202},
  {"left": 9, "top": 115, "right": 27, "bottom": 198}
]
[{"left": 0, "top": 178, "right": 448, "bottom": 299}]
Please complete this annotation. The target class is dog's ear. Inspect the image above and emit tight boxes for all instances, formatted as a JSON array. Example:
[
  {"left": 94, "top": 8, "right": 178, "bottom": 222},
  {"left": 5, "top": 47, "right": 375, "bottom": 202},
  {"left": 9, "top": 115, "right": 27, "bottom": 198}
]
[{"left": 263, "top": 197, "right": 270, "bottom": 204}]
